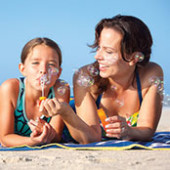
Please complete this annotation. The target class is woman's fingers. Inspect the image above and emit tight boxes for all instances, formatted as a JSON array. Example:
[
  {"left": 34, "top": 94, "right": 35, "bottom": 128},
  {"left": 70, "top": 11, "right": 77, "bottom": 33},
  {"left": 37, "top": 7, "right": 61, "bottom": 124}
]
[{"left": 105, "top": 116, "right": 129, "bottom": 139}]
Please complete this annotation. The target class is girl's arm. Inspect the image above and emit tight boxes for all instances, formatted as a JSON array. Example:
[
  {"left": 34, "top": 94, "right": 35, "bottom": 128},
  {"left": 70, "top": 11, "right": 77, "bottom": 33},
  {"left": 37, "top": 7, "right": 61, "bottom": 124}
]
[
  {"left": 49, "top": 79, "right": 70, "bottom": 142},
  {"left": 0, "top": 79, "right": 37, "bottom": 147}
]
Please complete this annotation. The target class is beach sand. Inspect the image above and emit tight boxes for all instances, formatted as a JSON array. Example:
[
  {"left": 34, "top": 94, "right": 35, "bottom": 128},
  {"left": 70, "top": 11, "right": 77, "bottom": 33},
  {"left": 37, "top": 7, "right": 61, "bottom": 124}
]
[{"left": 0, "top": 107, "right": 170, "bottom": 170}]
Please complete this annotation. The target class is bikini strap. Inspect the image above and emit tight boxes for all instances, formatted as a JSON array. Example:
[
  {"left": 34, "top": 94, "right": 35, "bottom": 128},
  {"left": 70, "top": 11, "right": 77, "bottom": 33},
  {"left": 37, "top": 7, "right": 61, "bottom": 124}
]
[
  {"left": 96, "top": 94, "right": 102, "bottom": 109},
  {"left": 136, "top": 68, "right": 143, "bottom": 106}
]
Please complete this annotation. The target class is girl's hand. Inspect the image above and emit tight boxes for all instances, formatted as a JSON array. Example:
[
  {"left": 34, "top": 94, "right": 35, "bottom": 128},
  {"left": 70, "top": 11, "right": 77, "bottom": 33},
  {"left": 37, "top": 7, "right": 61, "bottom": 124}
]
[
  {"left": 39, "top": 98, "right": 67, "bottom": 117},
  {"left": 28, "top": 118, "right": 57, "bottom": 144},
  {"left": 105, "top": 115, "right": 130, "bottom": 139}
]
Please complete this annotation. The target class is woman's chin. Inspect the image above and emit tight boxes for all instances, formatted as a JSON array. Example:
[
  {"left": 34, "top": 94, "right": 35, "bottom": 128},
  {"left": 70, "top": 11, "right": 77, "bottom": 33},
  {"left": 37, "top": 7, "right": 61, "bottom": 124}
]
[{"left": 99, "top": 72, "right": 109, "bottom": 78}]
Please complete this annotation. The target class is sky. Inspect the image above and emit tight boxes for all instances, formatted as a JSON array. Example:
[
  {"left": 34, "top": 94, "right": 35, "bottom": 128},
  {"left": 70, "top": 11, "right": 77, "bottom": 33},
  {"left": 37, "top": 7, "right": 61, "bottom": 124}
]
[{"left": 0, "top": 0, "right": 170, "bottom": 96}]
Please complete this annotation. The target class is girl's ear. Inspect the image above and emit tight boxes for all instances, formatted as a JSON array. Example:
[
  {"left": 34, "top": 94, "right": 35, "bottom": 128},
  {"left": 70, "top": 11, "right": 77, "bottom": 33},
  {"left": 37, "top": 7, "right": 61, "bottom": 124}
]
[
  {"left": 19, "top": 63, "right": 26, "bottom": 76},
  {"left": 57, "top": 67, "right": 62, "bottom": 79}
]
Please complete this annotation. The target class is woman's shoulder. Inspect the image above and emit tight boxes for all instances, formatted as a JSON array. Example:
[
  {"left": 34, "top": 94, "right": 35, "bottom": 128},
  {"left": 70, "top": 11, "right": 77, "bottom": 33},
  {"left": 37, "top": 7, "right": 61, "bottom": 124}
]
[
  {"left": 140, "top": 62, "right": 163, "bottom": 77},
  {"left": 139, "top": 62, "right": 163, "bottom": 88}
]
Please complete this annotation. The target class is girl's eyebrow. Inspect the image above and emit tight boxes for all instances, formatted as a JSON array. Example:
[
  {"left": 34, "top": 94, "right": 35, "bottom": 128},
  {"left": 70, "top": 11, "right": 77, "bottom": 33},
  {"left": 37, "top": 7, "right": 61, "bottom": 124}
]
[{"left": 49, "top": 59, "right": 58, "bottom": 63}]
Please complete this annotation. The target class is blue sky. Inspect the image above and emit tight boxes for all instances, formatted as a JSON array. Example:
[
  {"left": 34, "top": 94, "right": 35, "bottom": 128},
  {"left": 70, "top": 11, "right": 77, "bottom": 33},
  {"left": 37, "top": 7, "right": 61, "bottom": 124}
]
[{"left": 0, "top": 0, "right": 170, "bottom": 95}]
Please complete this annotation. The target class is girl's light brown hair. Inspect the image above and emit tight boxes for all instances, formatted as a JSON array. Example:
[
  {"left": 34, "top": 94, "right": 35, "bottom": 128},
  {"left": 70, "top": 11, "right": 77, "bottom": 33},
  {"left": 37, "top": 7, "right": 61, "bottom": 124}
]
[{"left": 21, "top": 37, "right": 62, "bottom": 66}]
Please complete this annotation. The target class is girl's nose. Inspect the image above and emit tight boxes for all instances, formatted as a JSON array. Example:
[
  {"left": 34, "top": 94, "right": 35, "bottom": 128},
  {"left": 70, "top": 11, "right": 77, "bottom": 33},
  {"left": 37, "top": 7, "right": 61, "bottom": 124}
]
[
  {"left": 39, "top": 65, "right": 47, "bottom": 74},
  {"left": 40, "top": 70, "right": 47, "bottom": 74}
]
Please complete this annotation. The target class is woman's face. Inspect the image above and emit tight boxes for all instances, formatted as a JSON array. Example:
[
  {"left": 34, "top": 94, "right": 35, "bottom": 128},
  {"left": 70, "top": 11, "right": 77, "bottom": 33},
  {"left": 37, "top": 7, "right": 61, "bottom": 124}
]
[
  {"left": 94, "top": 28, "right": 130, "bottom": 79},
  {"left": 19, "top": 44, "right": 61, "bottom": 91}
]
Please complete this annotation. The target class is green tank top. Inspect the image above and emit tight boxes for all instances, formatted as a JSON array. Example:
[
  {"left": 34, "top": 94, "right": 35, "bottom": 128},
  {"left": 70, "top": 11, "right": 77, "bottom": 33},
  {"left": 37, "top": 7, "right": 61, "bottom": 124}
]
[{"left": 14, "top": 77, "right": 55, "bottom": 136}]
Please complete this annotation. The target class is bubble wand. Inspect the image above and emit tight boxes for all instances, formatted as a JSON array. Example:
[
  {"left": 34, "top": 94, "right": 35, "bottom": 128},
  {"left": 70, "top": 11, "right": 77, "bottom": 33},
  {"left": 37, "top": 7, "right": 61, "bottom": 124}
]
[{"left": 39, "top": 75, "right": 47, "bottom": 105}]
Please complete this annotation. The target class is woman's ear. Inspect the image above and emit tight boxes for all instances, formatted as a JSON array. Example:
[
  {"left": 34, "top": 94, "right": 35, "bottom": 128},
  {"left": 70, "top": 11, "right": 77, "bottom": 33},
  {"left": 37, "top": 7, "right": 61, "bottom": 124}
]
[
  {"left": 129, "top": 52, "right": 144, "bottom": 66},
  {"left": 19, "top": 63, "right": 26, "bottom": 76}
]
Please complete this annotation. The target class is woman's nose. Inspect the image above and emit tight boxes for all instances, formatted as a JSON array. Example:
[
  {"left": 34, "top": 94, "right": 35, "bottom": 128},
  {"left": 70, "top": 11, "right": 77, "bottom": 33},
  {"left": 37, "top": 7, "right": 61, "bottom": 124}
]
[{"left": 95, "top": 51, "right": 104, "bottom": 60}]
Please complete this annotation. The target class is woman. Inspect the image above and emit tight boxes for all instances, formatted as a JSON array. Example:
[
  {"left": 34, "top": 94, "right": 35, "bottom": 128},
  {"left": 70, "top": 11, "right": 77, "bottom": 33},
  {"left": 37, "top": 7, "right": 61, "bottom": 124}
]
[{"left": 73, "top": 15, "right": 164, "bottom": 141}]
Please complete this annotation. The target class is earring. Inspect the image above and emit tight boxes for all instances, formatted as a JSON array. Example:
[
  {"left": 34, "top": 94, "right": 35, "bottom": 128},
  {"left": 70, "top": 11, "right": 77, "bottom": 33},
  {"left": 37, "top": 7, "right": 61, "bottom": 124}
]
[{"left": 135, "top": 52, "right": 145, "bottom": 62}]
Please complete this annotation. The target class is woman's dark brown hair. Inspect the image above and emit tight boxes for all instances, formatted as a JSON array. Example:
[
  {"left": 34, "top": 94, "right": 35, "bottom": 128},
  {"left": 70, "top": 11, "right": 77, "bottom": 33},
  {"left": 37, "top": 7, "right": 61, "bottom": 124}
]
[
  {"left": 90, "top": 15, "right": 153, "bottom": 94},
  {"left": 21, "top": 37, "right": 62, "bottom": 66},
  {"left": 91, "top": 14, "right": 153, "bottom": 66}
]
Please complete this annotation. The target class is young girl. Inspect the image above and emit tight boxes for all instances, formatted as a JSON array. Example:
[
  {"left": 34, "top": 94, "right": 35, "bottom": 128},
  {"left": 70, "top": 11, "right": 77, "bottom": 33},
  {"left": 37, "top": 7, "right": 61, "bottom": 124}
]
[
  {"left": 73, "top": 15, "right": 164, "bottom": 141},
  {"left": 0, "top": 37, "right": 70, "bottom": 147}
]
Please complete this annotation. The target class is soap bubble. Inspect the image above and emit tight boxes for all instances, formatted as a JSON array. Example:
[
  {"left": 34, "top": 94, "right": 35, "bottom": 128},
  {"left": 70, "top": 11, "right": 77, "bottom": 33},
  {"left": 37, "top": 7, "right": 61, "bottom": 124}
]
[
  {"left": 49, "top": 67, "right": 59, "bottom": 76},
  {"left": 40, "top": 74, "right": 50, "bottom": 85},
  {"left": 56, "top": 80, "right": 69, "bottom": 96},
  {"left": 77, "top": 73, "right": 94, "bottom": 87},
  {"left": 87, "top": 65, "right": 99, "bottom": 77},
  {"left": 57, "top": 86, "right": 67, "bottom": 96},
  {"left": 115, "top": 99, "right": 124, "bottom": 107},
  {"left": 149, "top": 76, "right": 164, "bottom": 95},
  {"left": 135, "top": 52, "right": 145, "bottom": 62},
  {"left": 110, "top": 85, "right": 118, "bottom": 91},
  {"left": 162, "top": 93, "right": 170, "bottom": 107}
]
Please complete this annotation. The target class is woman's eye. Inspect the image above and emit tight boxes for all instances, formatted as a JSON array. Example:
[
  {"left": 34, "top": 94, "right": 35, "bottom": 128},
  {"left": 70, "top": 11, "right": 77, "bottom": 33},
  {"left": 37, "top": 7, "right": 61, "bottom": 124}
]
[
  {"left": 97, "top": 46, "right": 101, "bottom": 51},
  {"left": 106, "top": 51, "right": 113, "bottom": 54}
]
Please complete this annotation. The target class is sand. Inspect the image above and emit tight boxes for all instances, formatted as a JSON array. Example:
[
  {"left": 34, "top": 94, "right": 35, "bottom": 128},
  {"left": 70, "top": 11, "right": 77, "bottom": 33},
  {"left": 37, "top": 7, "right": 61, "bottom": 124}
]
[{"left": 0, "top": 107, "right": 170, "bottom": 170}]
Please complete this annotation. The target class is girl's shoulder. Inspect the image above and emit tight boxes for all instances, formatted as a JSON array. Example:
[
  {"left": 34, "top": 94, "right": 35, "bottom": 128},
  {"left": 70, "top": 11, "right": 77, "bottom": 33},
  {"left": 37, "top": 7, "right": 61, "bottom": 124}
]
[
  {"left": 1, "top": 78, "right": 20, "bottom": 92},
  {"left": 0, "top": 78, "right": 20, "bottom": 106}
]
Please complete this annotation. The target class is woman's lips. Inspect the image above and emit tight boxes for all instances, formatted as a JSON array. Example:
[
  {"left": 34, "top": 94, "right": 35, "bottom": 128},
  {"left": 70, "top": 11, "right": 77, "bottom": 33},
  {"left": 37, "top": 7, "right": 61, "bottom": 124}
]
[{"left": 99, "top": 63, "right": 108, "bottom": 71}]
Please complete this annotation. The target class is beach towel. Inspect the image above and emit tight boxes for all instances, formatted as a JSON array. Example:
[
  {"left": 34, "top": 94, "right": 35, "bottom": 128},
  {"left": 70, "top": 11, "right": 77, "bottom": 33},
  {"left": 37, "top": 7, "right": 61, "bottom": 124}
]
[{"left": 0, "top": 131, "right": 170, "bottom": 151}]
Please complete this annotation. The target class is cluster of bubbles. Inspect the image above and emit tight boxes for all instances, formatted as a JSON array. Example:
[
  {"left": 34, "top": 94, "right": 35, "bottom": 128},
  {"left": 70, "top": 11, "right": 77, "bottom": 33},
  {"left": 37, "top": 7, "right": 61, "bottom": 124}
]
[
  {"left": 39, "top": 67, "right": 59, "bottom": 96},
  {"left": 57, "top": 80, "right": 69, "bottom": 96},
  {"left": 40, "top": 67, "right": 59, "bottom": 86},
  {"left": 148, "top": 76, "right": 170, "bottom": 107},
  {"left": 76, "top": 64, "right": 99, "bottom": 87},
  {"left": 149, "top": 76, "right": 164, "bottom": 95}
]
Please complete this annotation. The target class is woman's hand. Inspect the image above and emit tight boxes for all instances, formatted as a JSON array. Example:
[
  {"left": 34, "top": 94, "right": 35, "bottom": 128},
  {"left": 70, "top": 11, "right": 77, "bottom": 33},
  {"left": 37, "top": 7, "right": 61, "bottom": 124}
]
[
  {"left": 39, "top": 98, "right": 67, "bottom": 117},
  {"left": 105, "top": 115, "right": 130, "bottom": 139},
  {"left": 28, "top": 118, "right": 57, "bottom": 144}
]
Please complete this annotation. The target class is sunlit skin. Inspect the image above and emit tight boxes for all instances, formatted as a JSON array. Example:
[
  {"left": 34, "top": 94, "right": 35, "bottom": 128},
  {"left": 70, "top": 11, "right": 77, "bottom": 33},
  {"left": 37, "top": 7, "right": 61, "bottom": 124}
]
[{"left": 74, "top": 28, "right": 163, "bottom": 141}]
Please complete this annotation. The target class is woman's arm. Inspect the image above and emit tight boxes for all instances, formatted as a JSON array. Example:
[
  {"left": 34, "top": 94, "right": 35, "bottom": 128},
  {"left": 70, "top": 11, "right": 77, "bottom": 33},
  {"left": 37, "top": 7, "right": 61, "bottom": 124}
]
[
  {"left": 128, "top": 62, "right": 163, "bottom": 140},
  {"left": 71, "top": 67, "right": 101, "bottom": 143}
]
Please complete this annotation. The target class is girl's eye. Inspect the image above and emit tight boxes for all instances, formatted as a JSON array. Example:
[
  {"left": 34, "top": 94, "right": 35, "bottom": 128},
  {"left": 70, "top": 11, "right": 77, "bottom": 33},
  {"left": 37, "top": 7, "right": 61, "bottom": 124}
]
[
  {"left": 32, "top": 62, "right": 39, "bottom": 65},
  {"left": 48, "top": 63, "right": 56, "bottom": 67}
]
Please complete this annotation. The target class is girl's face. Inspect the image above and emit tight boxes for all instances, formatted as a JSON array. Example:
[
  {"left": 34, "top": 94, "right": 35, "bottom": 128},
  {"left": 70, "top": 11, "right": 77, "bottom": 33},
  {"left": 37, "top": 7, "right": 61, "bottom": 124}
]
[
  {"left": 19, "top": 44, "right": 61, "bottom": 91},
  {"left": 94, "top": 28, "right": 130, "bottom": 79}
]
